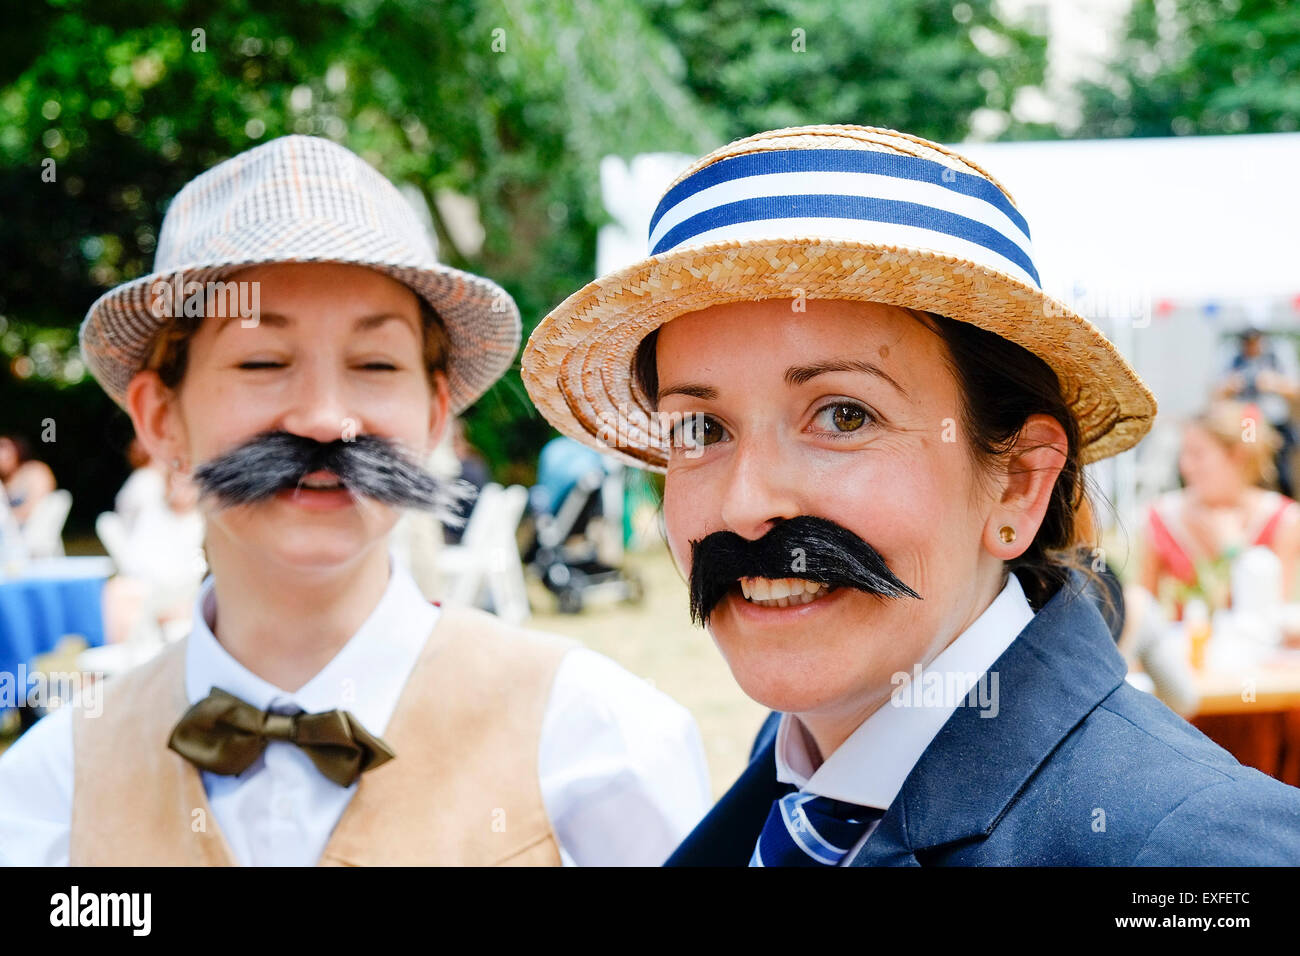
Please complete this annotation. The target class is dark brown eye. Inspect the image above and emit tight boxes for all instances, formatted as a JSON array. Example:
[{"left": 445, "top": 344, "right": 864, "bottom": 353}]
[
  {"left": 671, "top": 414, "right": 729, "bottom": 449},
  {"left": 815, "top": 402, "right": 870, "bottom": 433},
  {"left": 700, "top": 417, "right": 726, "bottom": 444},
  {"left": 832, "top": 404, "right": 866, "bottom": 431}
]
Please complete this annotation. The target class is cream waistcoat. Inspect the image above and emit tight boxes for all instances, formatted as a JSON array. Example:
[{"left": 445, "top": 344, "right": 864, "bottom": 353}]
[{"left": 69, "top": 605, "right": 575, "bottom": 866}]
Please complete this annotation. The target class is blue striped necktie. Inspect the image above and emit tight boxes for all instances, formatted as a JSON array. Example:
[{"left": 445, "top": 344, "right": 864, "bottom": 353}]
[{"left": 750, "top": 791, "right": 885, "bottom": 867}]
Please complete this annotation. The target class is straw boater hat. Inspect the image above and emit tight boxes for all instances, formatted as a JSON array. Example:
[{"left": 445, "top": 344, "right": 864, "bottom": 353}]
[
  {"left": 80, "top": 135, "right": 519, "bottom": 413},
  {"left": 522, "top": 124, "right": 1156, "bottom": 472}
]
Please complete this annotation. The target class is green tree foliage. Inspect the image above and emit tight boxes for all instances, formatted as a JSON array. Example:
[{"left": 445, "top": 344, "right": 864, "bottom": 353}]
[
  {"left": 1, "top": 0, "right": 712, "bottom": 504},
  {"left": 1074, "top": 0, "right": 1300, "bottom": 138},
  {"left": 644, "top": 0, "right": 1049, "bottom": 143}
]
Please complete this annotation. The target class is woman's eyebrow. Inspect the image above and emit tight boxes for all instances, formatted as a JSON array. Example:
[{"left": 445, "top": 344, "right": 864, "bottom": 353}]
[
  {"left": 784, "top": 359, "right": 909, "bottom": 399},
  {"left": 354, "top": 312, "right": 416, "bottom": 332},
  {"left": 658, "top": 382, "right": 718, "bottom": 401},
  {"left": 214, "top": 311, "right": 290, "bottom": 338},
  {"left": 214, "top": 311, "right": 414, "bottom": 340}
]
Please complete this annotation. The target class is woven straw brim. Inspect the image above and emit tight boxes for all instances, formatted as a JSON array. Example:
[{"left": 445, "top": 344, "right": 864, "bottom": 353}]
[
  {"left": 522, "top": 237, "right": 1156, "bottom": 473},
  {"left": 80, "top": 257, "right": 520, "bottom": 415}
]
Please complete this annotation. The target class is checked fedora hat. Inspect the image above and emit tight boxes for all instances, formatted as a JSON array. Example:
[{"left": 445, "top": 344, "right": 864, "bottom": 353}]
[
  {"left": 80, "top": 135, "right": 519, "bottom": 414},
  {"left": 522, "top": 124, "right": 1157, "bottom": 472}
]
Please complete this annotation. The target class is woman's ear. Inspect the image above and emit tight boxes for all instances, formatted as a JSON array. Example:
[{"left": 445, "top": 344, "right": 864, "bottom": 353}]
[
  {"left": 125, "top": 370, "right": 189, "bottom": 470},
  {"left": 427, "top": 370, "right": 452, "bottom": 451},
  {"left": 982, "top": 413, "right": 1069, "bottom": 560}
]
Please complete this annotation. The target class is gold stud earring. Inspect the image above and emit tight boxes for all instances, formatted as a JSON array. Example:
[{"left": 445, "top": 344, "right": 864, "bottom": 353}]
[{"left": 998, "top": 525, "right": 1017, "bottom": 544}]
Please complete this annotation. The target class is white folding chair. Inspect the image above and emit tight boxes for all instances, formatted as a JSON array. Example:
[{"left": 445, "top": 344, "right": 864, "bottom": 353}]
[
  {"left": 437, "top": 483, "right": 502, "bottom": 608},
  {"left": 484, "top": 485, "right": 531, "bottom": 624},
  {"left": 21, "top": 489, "right": 72, "bottom": 559},
  {"left": 436, "top": 483, "right": 532, "bottom": 623}
]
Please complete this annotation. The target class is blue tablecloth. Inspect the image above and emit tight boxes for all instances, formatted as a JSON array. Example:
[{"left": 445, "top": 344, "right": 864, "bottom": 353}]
[{"left": 0, "top": 576, "right": 107, "bottom": 680}]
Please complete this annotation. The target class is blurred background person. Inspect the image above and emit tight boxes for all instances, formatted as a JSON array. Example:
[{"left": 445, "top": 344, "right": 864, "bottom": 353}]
[
  {"left": 1215, "top": 327, "right": 1300, "bottom": 497},
  {"left": 100, "top": 455, "right": 206, "bottom": 644},
  {"left": 1141, "top": 400, "right": 1300, "bottom": 616},
  {"left": 1134, "top": 399, "right": 1300, "bottom": 783},
  {"left": 1119, "top": 400, "right": 1300, "bottom": 718},
  {"left": 0, "top": 434, "right": 56, "bottom": 527}
]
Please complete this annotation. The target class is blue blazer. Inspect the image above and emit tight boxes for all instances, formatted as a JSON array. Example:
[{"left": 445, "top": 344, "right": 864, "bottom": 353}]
[{"left": 667, "top": 570, "right": 1300, "bottom": 865}]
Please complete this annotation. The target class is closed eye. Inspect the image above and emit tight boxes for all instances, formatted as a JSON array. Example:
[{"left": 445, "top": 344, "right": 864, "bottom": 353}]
[{"left": 237, "top": 360, "right": 401, "bottom": 371}]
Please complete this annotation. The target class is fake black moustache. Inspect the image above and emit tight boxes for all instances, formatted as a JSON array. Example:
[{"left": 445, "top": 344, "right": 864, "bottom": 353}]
[
  {"left": 191, "top": 430, "right": 470, "bottom": 521},
  {"left": 688, "top": 514, "right": 920, "bottom": 626}
]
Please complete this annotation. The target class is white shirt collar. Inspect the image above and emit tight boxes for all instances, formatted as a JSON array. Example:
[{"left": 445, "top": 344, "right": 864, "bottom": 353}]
[
  {"left": 775, "top": 570, "right": 1034, "bottom": 808},
  {"left": 184, "top": 552, "right": 440, "bottom": 737}
]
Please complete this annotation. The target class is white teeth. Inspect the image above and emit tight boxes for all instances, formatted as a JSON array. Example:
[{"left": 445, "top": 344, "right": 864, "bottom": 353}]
[{"left": 740, "top": 577, "right": 830, "bottom": 607}]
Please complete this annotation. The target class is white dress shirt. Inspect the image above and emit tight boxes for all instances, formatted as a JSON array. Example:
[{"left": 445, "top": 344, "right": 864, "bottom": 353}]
[
  {"left": 774, "top": 570, "right": 1035, "bottom": 864},
  {"left": 0, "top": 556, "right": 712, "bottom": 866}
]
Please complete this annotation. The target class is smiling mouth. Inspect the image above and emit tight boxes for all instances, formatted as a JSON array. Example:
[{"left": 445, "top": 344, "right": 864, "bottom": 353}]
[
  {"left": 298, "top": 470, "right": 345, "bottom": 491},
  {"left": 738, "top": 576, "right": 834, "bottom": 608}
]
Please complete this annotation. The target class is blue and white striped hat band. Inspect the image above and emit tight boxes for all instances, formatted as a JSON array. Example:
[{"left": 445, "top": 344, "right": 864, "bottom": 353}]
[
  {"left": 521, "top": 124, "right": 1157, "bottom": 473},
  {"left": 648, "top": 148, "right": 1039, "bottom": 289}
]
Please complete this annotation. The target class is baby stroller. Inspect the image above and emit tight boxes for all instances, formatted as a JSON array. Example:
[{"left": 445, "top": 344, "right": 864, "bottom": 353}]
[{"left": 525, "top": 437, "right": 644, "bottom": 614}]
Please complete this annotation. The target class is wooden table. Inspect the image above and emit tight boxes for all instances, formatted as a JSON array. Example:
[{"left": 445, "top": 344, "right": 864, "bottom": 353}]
[
  {"left": 1190, "top": 651, "right": 1300, "bottom": 785},
  {"left": 1193, "top": 652, "right": 1300, "bottom": 714}
]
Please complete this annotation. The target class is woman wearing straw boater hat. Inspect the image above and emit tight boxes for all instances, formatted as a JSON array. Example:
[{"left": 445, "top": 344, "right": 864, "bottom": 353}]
[
  {"left": 523, "top": 125, "right": 1300, "bottom": 866},
  {"left": 0, "top": 135, "right": 711, "bottom": 866}
]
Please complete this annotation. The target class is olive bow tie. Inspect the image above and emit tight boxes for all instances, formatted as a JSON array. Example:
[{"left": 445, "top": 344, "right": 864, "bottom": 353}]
[{"left": 168, "top": 688, "right": 396, "bottom": 787}]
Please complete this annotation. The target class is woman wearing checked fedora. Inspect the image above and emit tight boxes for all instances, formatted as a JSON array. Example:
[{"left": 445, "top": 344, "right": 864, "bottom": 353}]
[
  {"left": 0, "top": 135, "right": 712, "bottom": 866},
  {"left": 523, "top": 124, "right": 1300, "bottom": 865}
]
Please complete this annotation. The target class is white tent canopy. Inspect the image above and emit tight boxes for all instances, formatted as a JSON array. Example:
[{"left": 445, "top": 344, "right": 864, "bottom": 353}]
[{"left": 956, "top": 132, "right": 1300, "bottom": 306}]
